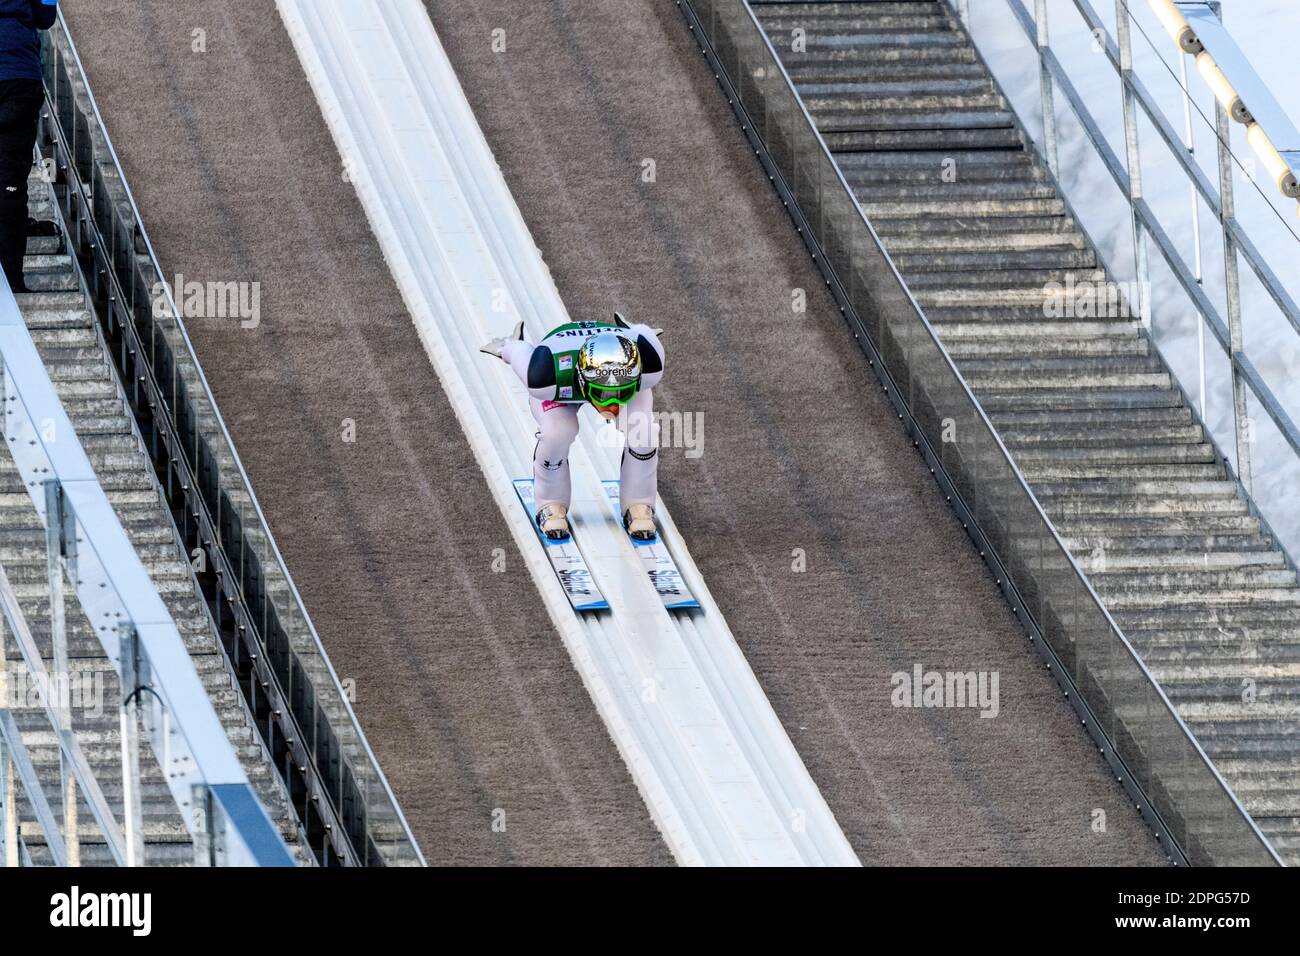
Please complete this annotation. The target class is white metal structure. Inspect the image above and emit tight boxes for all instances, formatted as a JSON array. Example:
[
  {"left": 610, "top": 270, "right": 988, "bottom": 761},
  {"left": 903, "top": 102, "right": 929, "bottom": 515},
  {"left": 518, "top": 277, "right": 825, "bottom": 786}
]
[
  {"left": 973, "top": 0, "right": 1300, "bottom": 546},
  {"left": 1153, "top": 0, "right": 1300, "bottom": 200},
  {"left": 276, "top": 0, "right": 858, "bottom": 866},
  {"left": 0, "top": 282, "right": 292, "bottom": 867}
]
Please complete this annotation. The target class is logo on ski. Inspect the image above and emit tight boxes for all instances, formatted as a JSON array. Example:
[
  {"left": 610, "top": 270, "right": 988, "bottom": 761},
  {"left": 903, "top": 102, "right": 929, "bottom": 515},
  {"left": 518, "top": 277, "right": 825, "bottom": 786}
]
[
  {"left": 601, "top": 481, "right": 700, "bottom": 610},
  {"left": 556, "top": 567, "right": 596, "bottom": 596},
  {"left": 647, "top": 568, "right": 684, "bottom": 596},
  {"left": 514, "top": 479, "right": 608, "bottom": 612}
]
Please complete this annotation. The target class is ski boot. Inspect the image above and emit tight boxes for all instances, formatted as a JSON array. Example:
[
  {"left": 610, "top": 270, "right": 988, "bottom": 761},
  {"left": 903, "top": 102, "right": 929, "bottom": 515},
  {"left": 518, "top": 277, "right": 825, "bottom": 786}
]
[
  {"left": 536, "top": 502, "right": 571, "bottom": 540},
  {"left": 623, "top": 503, "right": 656, "bottom": 541}
]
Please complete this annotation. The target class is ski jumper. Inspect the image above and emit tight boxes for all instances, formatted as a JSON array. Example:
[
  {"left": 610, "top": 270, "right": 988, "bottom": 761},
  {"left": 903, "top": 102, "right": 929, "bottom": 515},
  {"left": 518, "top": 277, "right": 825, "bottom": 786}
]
[{"left": 502, "top": 321, "right": 664, "bottom": 514}]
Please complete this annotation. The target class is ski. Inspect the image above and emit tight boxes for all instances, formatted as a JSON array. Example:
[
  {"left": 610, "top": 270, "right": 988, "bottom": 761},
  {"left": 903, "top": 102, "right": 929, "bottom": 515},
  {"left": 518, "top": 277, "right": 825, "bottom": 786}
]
[
  {"left": 602, "top": 480, "right": 700, "bottom": 610},
  {"left": 514, "top": 479, "right": 608, "bottom": 612}
]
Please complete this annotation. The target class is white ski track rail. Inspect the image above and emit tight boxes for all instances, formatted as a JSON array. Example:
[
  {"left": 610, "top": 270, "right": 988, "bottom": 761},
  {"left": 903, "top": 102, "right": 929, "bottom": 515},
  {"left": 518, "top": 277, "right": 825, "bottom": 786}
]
[{"left": 276, "top": 0, "right": 858, "bottom": 866}]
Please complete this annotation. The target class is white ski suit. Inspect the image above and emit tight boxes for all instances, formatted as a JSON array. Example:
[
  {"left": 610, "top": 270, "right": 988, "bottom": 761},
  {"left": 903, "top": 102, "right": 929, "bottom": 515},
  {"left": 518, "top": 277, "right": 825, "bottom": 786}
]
[{"left": 501, "top": 321, "right": 664, "bottom": 515}]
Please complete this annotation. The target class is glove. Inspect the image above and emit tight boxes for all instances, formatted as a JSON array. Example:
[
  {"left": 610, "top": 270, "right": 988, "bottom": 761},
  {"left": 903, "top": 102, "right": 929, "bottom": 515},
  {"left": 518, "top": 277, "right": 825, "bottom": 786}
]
[
  {"left": 613, "top": 312, "right": 664, "bottom": 338},
  {"left": 479, "top": 320, "right": 524, "bottom": 359}
]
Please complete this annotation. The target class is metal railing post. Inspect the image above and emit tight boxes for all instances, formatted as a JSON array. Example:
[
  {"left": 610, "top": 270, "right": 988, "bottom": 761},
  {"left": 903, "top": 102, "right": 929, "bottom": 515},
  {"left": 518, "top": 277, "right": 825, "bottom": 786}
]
[
  {"left": 43, "top": 479, "right": 79, "bottom": 866},
  {"left": 192, "top": 783, "right": 215, "bottom": 866},
  {"left": 119, "top": 623, "right": 145, "bottom": 866},
  {"left": 0, "top": 738, "right": 12, "bottom": 866},
  {"left": 1115, "top": 1, "right": 1152, "bottom": 327},
  {"left": 0, "top": 607, "right": 9, "bottom": 868},
  {"left": 43, "top": 481, "right": 69, "bottom": 720},
  {"left": 1215, "top": 97, "right": 1253, "bottom": 489},
  {"left": 1034, "top": 0, "right": 1059, "bottom": 173},
  {"left": 1175, "top": 47, "right": 1209, "bottom": 417},
  {"left": 0, "top": 602, "right": 10, "bottom": 867},
  {"left": 0, "top": 370, "right": 6, "bottom": 824},
  {"left": 1195, "top": 0, "right": 1254, "bottom": 491}
]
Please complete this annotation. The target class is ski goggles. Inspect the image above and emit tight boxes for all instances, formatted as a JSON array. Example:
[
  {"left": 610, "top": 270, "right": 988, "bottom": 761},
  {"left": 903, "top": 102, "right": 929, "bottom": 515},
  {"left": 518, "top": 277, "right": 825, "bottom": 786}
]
[{"left": 585, "top": 380, "right": 640, "bottom": 408}]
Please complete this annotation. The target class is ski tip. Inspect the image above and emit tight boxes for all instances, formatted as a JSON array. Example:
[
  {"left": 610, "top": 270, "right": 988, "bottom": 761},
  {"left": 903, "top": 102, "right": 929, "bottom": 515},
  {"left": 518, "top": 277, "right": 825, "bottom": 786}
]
[{"left": 575, "top": 600, "right": 610, "bottom": 612}]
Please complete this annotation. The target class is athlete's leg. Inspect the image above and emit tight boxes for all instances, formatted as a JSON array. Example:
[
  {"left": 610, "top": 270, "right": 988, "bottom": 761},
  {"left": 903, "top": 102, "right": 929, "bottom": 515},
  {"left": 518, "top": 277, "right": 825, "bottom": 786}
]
[
  {"left": 619, "top": 387, "right": 658, "bottom": 514},
  {"left": 530, "top": 397, "right": 580, "bottom": 509}
]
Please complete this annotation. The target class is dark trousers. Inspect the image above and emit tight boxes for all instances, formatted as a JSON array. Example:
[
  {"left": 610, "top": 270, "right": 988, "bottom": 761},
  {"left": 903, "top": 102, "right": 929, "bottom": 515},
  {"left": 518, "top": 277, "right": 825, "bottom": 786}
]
[{"left": 0, "top": 78, "right": 44, "bottom": 293}]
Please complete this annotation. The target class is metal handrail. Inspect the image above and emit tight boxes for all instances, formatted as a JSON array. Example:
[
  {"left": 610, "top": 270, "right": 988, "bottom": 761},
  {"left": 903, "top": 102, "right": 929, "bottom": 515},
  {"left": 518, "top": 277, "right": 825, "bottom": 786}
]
[
  {"left": 0, "top": 561, "right": 127, "bottom": 865},
  {"left": 0, "top": 710, "right": 62, "bottom": 866},
  {"left": 989, "top": 0, "right": 1300, "bottom": 524},
  {"left": 0, "top": 281, "right": 292, "bottom": 866},
  {"left": 959, "top": 0, "right": 1300, "bottom": 582},
  {"left": 43, "top": 11, "right": 423, "bottom": 865},
  {"left": 681, "top": 0, "right": 1281, "bottom": 864}
]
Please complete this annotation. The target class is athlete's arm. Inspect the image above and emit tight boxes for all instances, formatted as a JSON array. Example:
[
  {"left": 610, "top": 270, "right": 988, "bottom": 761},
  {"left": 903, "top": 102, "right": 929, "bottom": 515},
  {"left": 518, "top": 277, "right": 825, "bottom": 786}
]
[
  {"left": 502, "top": 339, "right": 561, "bottom": 402},
  {"left": 628, "top": 324, "right": 664, "bottom": 390}
]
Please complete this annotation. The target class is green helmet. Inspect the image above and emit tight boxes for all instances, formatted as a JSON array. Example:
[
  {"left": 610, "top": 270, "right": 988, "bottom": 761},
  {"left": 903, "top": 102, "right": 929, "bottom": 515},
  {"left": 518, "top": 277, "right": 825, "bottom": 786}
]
[{"left": 578, "top": 331, "right": 642, "bottom": 408}]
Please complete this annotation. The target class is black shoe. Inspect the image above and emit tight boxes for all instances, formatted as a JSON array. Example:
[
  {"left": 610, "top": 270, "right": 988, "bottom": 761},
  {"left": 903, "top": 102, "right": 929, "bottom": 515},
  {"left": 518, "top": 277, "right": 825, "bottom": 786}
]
[{"left": 25, "top": 218, "right": 58, "bottom": 238}]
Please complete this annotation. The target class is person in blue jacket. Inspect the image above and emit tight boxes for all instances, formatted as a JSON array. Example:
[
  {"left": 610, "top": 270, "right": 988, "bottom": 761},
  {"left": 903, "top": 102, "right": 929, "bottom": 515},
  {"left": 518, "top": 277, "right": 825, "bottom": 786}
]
[{"left": 0, "top": 0, "right": 58, "bottom": 293}]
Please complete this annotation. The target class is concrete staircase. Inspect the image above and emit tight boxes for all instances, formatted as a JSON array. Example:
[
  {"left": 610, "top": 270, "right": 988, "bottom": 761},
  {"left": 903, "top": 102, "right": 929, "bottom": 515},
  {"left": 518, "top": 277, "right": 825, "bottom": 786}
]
[
  {"left": 2, "top": 174, "right": 306, "bottom": 865},
  {"left": 752, "top": 0, "right": 1299, "bottom": 863}
]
